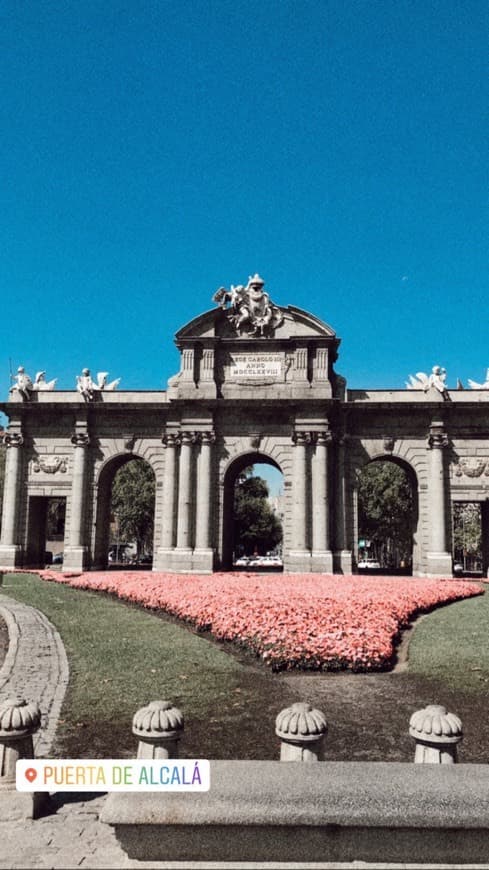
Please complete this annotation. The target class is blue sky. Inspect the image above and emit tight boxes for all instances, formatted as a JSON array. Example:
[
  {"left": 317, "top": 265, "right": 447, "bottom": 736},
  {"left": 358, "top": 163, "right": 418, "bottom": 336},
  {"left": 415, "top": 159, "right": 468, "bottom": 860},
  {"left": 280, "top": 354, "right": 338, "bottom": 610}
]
[{"left": 1, "top": 0, "right": 488, "bottom": 433}]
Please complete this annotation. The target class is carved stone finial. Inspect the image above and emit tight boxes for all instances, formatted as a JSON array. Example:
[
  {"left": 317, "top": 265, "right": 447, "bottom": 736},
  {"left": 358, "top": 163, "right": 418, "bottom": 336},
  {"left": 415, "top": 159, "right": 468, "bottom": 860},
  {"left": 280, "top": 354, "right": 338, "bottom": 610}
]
[
  {"left": 275, "top": 702, "right": 328, "bottom": 761},
  {"left": 0, "top": 697, "right": 42, "bottom": 738},
  {"left": 409, "top": 704, "right": 462, "bottom": 764},
  {"left": 133, "top": 700, "right": 184, "bottom": 760}
]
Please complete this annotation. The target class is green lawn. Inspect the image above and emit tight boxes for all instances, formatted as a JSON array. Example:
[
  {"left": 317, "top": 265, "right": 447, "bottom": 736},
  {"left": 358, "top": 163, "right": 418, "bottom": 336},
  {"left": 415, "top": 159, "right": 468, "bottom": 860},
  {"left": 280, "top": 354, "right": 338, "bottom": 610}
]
[
  {"left": 408, "top": 583, "right": 489, "bottom": 692},
  {"left": 0, "top": 573, "right": 295, "bottom": 759}
]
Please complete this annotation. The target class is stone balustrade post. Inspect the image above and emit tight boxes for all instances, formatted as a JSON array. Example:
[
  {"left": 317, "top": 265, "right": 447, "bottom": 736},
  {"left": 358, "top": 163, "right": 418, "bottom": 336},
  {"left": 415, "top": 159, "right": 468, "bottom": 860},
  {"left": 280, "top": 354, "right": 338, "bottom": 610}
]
[
  {"left": 0, "top": 433, "right": 24, "bottom": 565},
  {"left": 409, "top": 704, "right": 463, "bottom": 764},
  {"left": 0, "top": 697, "right": 41, "bottom": 786},
  {"left": 133, "top": 701, "right": 184, "bottom": 759},
  {"left": 275, "top": 702, "right": 328, "bottom": 761}
]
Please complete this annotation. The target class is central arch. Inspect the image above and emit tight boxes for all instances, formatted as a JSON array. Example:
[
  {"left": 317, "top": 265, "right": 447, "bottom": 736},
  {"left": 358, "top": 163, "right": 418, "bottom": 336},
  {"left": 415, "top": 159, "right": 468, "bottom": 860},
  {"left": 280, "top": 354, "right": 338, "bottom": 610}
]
[
  {"left": 221, "top": 452, "right": 284, "bottom": 570},
  {"left": 356, "top": 455, "right": 419, "bottom": 574}
]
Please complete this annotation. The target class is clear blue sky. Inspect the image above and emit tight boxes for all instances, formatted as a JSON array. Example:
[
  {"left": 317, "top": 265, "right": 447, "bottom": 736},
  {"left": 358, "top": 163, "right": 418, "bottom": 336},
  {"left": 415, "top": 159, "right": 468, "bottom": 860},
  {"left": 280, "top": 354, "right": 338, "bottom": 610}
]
[{"left": 1, "top": 0, "right": 488, "bottom": 430}]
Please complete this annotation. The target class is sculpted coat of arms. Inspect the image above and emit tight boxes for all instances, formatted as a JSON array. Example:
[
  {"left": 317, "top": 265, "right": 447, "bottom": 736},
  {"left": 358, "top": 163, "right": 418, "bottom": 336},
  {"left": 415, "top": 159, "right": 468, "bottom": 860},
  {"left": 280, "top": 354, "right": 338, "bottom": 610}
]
[{"left": 213, "top": 274, "right": 284, "bottom": 337}]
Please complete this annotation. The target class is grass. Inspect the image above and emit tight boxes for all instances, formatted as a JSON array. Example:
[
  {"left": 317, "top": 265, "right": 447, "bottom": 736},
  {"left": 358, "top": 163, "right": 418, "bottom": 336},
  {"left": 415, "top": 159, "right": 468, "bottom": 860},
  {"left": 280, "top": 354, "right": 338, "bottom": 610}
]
[
  {"left": 0, "top": 573, "right": 296, "bottom": 759},
  {"left": 408, "top": 586, "right": 489, "bottom": 692},
  {"left": 2, "top": 572, "right": 489, "bottom": 763}
]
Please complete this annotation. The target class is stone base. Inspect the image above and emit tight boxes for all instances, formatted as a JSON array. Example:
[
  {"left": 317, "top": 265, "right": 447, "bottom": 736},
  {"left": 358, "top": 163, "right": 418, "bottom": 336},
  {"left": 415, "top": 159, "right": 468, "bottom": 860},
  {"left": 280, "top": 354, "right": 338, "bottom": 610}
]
[
  {"left": 62, "top": 546, "right": 88, "bottom": 572},
  {"left": 153, "top": 548, "right": 214, "bottom": 573},
  {"left": 333, "top": 550, "right": 353, "bottom": 574},
  {"left": 425, "top": 551, "right": 453, "bottom": 577},
  {"left": 0, "top": 545, "right": 23, "bottom": 569},
  {"left": 310, "top": 550, "right": 333, "bottom": 573},
  {"left": 0, "top": 788, "right": 49, "bottom": 821},
  {"left": 284, "top": 550, "right": 312, "bottom": 573}
]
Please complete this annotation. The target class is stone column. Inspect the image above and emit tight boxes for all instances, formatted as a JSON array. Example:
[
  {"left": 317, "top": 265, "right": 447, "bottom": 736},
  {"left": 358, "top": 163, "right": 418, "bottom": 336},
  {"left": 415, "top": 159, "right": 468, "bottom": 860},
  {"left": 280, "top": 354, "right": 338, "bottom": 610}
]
[
  {"left": 63, "top": 432, "right": 89, "bottom": 571},
  {"left": 0, "top": 432, "right": 24, "bottom": 567},
  {"left": 426, "top": 422, "right": 452, "bottom": 576},
  {"left": 311, "top": 430, "right": 333, "bottom": 572},
  {"left": 194, "top": 432, "right": 216, "bottom": 571},
  {"left": 333, "top": 434, "right": 352, "bottom": 574},
  {"left": 176, "top": 432, "right": 196, "bottom": 552},
  {"left": 160, "top": 434, "right": 180, "bottom": 550},
  {"left": 288, "top": 432, "right": 310, "bottom": 571}
]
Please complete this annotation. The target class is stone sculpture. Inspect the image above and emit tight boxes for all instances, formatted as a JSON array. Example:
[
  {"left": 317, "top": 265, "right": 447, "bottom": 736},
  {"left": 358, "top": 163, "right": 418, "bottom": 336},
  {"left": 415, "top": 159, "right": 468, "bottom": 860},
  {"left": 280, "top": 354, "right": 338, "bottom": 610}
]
[
  {"left": 9, "top": 368, "right": 58, "bottom": 400},
  {"left": 468, "top": 369, "right": 489, "bottom": 390},
  {"left": 76, "top": 369, "right": 120, "bottom": 401},
  {"left": 406, "top": 366, "right": 449, "bottom": 397},
  {"left": 213, "top": 273, "right": 284, "bottom": 337}
]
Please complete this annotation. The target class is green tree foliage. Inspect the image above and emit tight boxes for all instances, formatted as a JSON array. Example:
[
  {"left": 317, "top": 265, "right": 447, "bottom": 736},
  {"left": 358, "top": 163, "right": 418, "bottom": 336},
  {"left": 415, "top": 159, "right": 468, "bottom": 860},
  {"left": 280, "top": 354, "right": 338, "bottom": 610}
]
[
  {"left": 357, "top": 460, "right": 414, "bottom": 567},
  {"left": 234, "top": 467, "right": 282, "bottom": 556},
  {"left": 111, "top": 460, "right": 155, "bottom": 558},
  {"left": 452, "top": 503, "right": 482, "bottom": 568},
  {"left": 46, "top": 498, "right": 65, "bottom": 537}
]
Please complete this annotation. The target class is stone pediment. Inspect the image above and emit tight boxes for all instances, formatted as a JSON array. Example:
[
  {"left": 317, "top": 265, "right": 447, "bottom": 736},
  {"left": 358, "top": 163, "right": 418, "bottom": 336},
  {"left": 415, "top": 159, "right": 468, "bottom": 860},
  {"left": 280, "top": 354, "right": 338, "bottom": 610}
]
[{"left": 175, "top": 305, "right": 337, "bottom": 341}]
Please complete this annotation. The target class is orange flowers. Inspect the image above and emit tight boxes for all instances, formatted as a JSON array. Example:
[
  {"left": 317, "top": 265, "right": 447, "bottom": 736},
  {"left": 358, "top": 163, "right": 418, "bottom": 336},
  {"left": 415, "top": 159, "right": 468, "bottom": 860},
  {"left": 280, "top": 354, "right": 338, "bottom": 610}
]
[{"left": 39, "top": 570, "right": 483, "bottom": 671}]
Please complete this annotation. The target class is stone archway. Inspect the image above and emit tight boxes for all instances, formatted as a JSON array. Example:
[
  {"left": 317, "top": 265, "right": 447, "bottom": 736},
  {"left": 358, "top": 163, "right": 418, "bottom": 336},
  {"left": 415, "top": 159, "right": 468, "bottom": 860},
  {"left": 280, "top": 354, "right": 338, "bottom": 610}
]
[
  {"left": 221, "top": 452, "right": 284, "bottom": 570},
  {"left": 93, "top": 454, "right": 155, "bottom": 569},
  {"left": 356, "top": 456, "right": 419, "bottom": 574}
]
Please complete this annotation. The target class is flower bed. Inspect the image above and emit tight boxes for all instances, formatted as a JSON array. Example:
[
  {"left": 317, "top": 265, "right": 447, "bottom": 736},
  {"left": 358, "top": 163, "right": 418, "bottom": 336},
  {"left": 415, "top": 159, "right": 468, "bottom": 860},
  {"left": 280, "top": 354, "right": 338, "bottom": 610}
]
[{"left": 37, "top": 570, "right": 483, "bottom": 671}]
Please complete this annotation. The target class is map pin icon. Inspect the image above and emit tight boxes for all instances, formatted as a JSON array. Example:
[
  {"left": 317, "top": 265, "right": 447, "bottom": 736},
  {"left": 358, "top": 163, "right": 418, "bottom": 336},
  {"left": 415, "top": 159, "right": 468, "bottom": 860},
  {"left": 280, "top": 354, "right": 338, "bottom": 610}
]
[{"left": 25, "top": 767, "right": 37, "bottom": 783}]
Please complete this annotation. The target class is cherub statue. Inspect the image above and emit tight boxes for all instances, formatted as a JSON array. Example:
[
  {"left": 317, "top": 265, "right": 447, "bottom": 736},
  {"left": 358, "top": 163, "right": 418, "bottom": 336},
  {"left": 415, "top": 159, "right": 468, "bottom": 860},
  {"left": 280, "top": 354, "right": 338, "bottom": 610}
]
[
  {"left": 9, "top": 366, "right": 33, "bottom": 400},
  {"left": 468, "top": 368, "right": 489, "bottom": 390}
]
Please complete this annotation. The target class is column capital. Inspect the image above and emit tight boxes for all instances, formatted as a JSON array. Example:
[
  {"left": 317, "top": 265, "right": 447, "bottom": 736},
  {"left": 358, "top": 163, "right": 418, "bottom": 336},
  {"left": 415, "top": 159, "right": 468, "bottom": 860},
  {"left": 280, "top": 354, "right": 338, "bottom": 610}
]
[
  {"left": 427, "top": 422, "right": 449, "bottom": 449},
  {"left": 200, "top": 431, "right": 216, "bottom": 446},
  {"left": 71, "top": 432, "right": 90, "bottom": 448},
  {"left": 292, "top": 431, "right": 313, "bottom": 446},
  {"left": 181, "top": 431, "right": 200, "bottom": 446},
  {"left": 315, "top": 429, "right": 333, "bottom": 446},
  {"left": 162, "top": 433, "right": 181, "bottom": 448},
  {"left": 4, "top": 433, "right": 24, "bottom": 448}
]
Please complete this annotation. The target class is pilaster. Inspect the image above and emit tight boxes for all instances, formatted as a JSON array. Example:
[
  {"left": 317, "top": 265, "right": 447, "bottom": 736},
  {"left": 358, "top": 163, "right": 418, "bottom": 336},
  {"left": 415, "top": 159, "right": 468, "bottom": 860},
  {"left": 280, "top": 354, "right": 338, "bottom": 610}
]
[
  {"left": 426, "top": 421, "right": 452, "bottom": 577},
  {"left": 0, "top": 431, "right": 25, "bottom": 567}
]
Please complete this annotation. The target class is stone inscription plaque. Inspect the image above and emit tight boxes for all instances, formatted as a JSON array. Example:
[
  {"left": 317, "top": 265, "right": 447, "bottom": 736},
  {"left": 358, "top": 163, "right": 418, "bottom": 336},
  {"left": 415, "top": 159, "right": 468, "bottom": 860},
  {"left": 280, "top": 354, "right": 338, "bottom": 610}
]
[{"left": 229, "top": 353, "right": 283, "bottom": 379}]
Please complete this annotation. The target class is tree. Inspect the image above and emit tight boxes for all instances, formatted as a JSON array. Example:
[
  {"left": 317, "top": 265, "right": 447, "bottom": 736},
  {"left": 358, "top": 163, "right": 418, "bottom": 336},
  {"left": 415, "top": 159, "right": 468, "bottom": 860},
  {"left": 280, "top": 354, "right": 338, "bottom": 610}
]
[
  {"left": 452, "top": 503, "right": 482, "bottom": 569},
  {"left": 111, "top": 460, "right": 155, "bottom": 558},
  {"left": 357, "top": 460, "right": 414, "bottom": 568},
  {"left": 234, "top": 467, "right": 282, "bottom": 556}
]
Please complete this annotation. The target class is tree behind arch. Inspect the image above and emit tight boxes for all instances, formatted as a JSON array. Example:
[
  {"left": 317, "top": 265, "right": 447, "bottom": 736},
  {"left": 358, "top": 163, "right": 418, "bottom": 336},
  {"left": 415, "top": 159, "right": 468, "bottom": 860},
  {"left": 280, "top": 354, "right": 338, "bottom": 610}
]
[
  {"left": 358, "top": 461, "right": 414, "bottom": 568},
  {"left": 111, "top": 460, "right": 155, "bottom": 559}
]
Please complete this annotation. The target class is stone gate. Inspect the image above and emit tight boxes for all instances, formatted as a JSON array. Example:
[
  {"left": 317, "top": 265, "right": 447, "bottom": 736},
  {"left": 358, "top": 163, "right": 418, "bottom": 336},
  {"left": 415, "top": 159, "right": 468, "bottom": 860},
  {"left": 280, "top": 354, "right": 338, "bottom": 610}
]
[{"left": 1, "top": 274, "right": 489, "bottom": 577}]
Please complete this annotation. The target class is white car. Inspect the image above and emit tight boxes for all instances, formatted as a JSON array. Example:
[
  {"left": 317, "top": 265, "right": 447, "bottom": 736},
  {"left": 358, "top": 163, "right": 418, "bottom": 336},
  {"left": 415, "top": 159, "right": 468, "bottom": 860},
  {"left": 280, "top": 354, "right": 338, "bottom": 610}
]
[{"left": 358, "top": 558, "right": 381, "bottom": 569}]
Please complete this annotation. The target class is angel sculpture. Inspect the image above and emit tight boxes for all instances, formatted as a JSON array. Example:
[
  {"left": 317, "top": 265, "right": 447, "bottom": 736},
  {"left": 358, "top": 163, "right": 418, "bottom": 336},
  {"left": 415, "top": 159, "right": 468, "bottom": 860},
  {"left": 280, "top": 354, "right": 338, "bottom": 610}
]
[
  {"left": 32, "top": 371, "right": 57, "bottom": 391},
  {"left": 76, "top": 369, "right": 120, "bottom": 402},
  {"left": 468, "top": 368, "right": 489, "bottom": 390},
  {"left": 406, "top": 366, "right": 449, "bottom": 398}
]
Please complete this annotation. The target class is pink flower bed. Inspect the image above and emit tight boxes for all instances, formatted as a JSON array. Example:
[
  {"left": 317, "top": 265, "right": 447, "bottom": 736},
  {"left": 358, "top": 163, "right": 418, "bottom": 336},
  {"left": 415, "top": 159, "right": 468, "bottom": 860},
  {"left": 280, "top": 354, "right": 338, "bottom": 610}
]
[{"left": 37, "top": 570, "right": 483, "bottom": 671}]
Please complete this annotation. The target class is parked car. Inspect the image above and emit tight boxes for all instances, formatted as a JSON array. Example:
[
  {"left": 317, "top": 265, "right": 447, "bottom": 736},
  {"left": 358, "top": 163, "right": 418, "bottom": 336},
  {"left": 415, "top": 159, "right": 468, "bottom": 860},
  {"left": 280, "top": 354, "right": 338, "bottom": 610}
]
[
  {"left": 453, "top": 562, "right": 464, "bottom": 576},
  {"left": 358, "top": 558, "right": 381, "bottom": 570},
  {"left": 52, "top": 552, "right": 64, "bottom": 565},
  {"left": 234, "top": 556, "right": 251, "bottom": 567}
]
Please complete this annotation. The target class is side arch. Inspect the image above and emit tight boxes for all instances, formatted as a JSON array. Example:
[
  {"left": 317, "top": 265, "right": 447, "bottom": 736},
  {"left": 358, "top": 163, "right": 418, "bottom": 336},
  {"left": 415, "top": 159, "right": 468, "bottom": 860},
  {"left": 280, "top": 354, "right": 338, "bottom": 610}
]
[{"left": 93, "top": 452, "right": 156, "bottom": 569}]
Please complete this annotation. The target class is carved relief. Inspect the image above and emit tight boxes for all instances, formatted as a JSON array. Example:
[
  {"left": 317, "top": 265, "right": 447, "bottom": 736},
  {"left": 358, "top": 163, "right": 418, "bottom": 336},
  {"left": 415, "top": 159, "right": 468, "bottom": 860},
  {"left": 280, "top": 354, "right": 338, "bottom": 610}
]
[
  {"left": 452, "top": 458, "right": 489, "bottom": 478},
  {"left": 32, "top": 457, "right": 67, "bottom": 474}
]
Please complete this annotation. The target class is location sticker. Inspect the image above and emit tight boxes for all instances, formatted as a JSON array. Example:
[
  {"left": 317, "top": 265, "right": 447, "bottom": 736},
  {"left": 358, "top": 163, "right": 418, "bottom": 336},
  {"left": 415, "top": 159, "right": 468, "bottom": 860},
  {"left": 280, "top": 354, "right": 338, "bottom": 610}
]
[{"left": 24, "top": 768, "right": 37, "bottom": 783}]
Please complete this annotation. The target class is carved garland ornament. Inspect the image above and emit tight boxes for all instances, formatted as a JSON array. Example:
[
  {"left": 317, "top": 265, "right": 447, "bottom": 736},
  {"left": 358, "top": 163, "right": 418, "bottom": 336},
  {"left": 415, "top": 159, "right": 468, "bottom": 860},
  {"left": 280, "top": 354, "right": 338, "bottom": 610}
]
[
  {"left": 452, "top": 458, "right": 489, "bottom": 478},
  {"left": 32, "top": 457, "right": 67, "bottom": 474}
]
